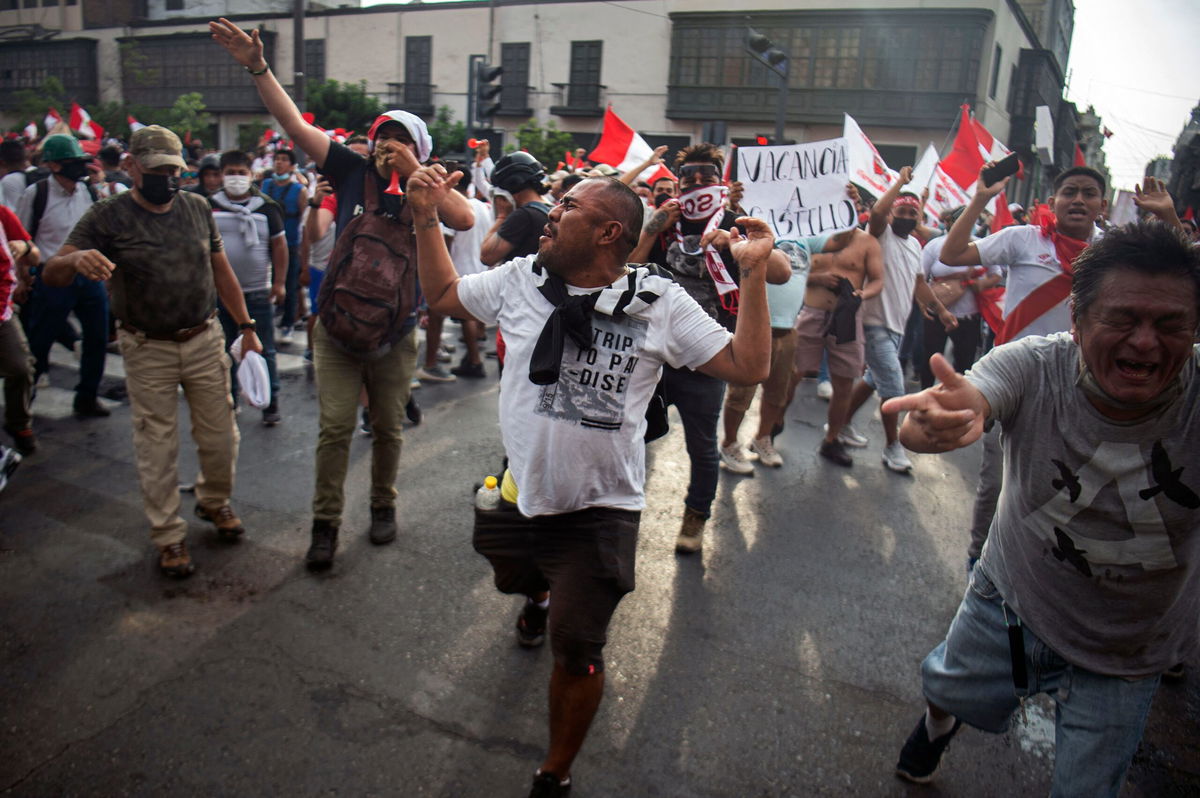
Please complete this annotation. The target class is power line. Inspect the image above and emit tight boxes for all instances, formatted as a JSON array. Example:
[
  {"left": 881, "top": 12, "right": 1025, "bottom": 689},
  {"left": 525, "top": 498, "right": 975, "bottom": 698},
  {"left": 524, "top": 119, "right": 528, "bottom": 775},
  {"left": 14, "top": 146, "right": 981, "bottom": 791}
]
[{"left": 598, "top": 1, "right": 670, "bottom": 19}]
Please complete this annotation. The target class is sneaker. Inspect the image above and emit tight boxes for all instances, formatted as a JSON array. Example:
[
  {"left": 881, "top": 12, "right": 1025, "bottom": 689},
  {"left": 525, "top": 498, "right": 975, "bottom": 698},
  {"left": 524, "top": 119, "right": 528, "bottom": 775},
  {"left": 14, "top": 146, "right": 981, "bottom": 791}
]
[
  {"left": 825, "top": 423, "right": 869, "bottom": 448},
  {"left": 262, "top": 403, "right": 282, "bottom": 427},
  {"left": 194, "top": 502, "right": 245, "bottom": 541},
  {"left": 0, "top": 445, "right": 21, "bottom": 493},
  {"left": 442, "top": 341, "right": 457, "bottom": 354},
  {"left": 409, "top": 377, "right": 422, "bottom": 391},
  {"left": 368, "top": 506, "right": 397, "bottom": 545},
  {"left": 529, "top": 770, "right": 571, "bottom": 797},
  {"left": 816, "top": 379, "right": 833, "bottom": 400},
  {"left": 749, "top": 436, "right": 783, "bottom": 467},
  {"left": 405, "top": 396, "right": 422, "bottom": 425},
  {"left": 73, "top": 396, "right": 111, "bottom": 418},
  {"left": 278, "top": 327, "right": 294, "bottom": 345},
  {"left": 158, "top": 541, "right": 196, "bottom": 579},
  {"left": 719, "top": 443, "right": 755, "bottom": 475},
  {"left": 895, "top": 714, "right": 961, "bottom": 784},
  {"left": 675, "top": 507, "right": 706, "bottom": 554},
  {"left": 35, "top": 372, "right": 50, "bottom": 390},
  {"left": 516, "top": 598, "right": 548, "bottom": 648},
  {"left": 437, "top": 345, "right": 453, "bottom": 363},
  {"left": 450, "top": 360, "right": 486, "bottom": 379},
  {"left": 818, "top": 438, "right": 853, "bottom": 467},
  {"left": 882, "top": 441, "right": 914, "bottom": 473},
  {"left": 360, "top": 407, "right": 373, "bottom": 436},
  {"left": 4, "top": 425, "right": 36, "bottom": 456},
  {"left": 305, "top": 519, "right": 339, "bottom": 571},
  {"left": 417, "top": 365, "right": 456, "bottom": 383}
]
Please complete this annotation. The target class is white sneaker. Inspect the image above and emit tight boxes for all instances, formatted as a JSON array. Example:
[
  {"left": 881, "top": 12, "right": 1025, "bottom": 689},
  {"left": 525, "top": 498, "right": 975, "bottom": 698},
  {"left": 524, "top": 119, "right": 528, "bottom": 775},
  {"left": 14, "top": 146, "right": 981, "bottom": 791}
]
[
  {"left": 816, "top": 380, "right": 833, "bottom": 400},
  {"left": 437, "top": 345, "right": 453, "bottom": 363},
  {"left": 719, "top": 443, "right": 756, "bottom": 475},
  {"left": 278, "top": 327, "right": 294, "bottom": 344},
  {"left": 749, "top": 436, "right": 783, "bottom": 467},
  {"left": 882, "top": 441, "right": 913, "bottom": 473},
  {"left": 823, "top": 423, "right": 869, "bottom": 448}
]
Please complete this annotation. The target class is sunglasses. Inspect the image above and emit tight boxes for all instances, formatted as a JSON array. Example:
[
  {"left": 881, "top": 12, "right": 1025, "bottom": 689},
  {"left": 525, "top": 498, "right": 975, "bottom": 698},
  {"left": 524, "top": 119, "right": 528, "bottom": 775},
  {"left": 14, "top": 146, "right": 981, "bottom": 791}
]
[
  {"left": 678, "top": 164, "right": 719, "bottom": 181},
  {"left": 181, "top": 171, "right": 198, "bottom": 179}
]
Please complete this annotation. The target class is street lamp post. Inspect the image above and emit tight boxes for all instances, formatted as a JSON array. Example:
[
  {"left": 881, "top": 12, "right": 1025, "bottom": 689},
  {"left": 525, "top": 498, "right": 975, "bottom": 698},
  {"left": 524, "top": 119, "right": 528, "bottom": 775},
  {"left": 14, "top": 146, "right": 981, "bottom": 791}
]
[{"left": 746, "top": 28, "right": 790, "bottom": 145}]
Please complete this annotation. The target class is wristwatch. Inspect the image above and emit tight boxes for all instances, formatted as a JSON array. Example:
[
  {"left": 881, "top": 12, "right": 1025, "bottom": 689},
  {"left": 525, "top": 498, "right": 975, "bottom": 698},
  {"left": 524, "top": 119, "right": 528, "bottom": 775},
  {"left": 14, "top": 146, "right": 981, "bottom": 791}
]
[{"left": 239, "top": 320, "right": 257, "bottom": 331}]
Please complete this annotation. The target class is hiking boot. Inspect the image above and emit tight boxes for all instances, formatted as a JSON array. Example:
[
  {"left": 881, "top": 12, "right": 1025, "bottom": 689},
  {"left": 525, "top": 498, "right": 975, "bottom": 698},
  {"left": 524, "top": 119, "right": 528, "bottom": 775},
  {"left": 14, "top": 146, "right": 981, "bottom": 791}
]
[
  {"left": 451, "top": 360, "right": 486, "bottom": 379},
  {"left": 675, "top": 507, "right": 706, "bottom": 554},
  {"left": 0, "top": 445, "right": 21, "bottom": 493},
  {"left": 883, "top": 441, "right": 914, "bottom": 473},
  {"left": 405, "top": 396, "right": 422, "bottom": 425},
  {"left": 195, "top": 502, "right": 245, "bottom": 541},
  {"left": 262, "top": 402, "right": 282, "bottom": 427},
  {"left": 158, "top": 541, "right": 196, "bottom": 579},
  {"left": 895, "top": 714, "right": 962, "bottom": 784},
  {"left": 4, "top": 424, "right": 36, "bottom": 456},
  {"left": 368, "top": 506, "right": 397, "bottom": 545},
  {"left": 516, "top": 598, "right": 548, "bottom": 648},
  {"left": 824, "top": 422, "right": 869, "bottom": 448},
  {"left": 416, "top": 365, "right": 456, "bottom": 383},
  {"left": 719, "top": 442, "right": 755, "bottom": 475},
  {"left": 749, "top": 436, "right": 783, "bottom": 467},
  {"left": 818, "top": 439, "right": 853, "bottom": 467},
  {"left": 529, "top": 770, "right": 572, "bottom": 798},
  {"left": 73, "top": 396, "right": 111, "bottom": 418},
  {"left": 305, "top": 519, "right": 339, "bottom": 571}
]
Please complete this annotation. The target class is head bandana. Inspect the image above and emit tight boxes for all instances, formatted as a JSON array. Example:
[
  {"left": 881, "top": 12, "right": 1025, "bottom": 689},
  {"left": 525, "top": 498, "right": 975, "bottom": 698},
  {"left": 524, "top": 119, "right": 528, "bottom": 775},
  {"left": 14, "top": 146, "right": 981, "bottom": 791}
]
[
  {"left": 366, "top": 110, "right": 432, "bottom": 163},
  {"left": 893, "top": 194, "right": 921, "bottom": 212}
]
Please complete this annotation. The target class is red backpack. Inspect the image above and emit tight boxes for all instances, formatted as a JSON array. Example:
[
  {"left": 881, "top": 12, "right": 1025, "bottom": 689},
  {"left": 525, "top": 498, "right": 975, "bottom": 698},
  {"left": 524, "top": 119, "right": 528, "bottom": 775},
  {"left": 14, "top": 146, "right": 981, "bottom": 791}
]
[{"left": 317, "top": 170, "right": 417, "bottom": 359}]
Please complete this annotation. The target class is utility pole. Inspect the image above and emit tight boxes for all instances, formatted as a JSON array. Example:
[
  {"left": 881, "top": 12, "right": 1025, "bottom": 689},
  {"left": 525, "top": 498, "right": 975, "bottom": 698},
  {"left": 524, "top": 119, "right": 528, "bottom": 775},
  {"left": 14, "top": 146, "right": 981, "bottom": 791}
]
[{"left": 292, "top": 0, "right": 307, "bottom": 163}]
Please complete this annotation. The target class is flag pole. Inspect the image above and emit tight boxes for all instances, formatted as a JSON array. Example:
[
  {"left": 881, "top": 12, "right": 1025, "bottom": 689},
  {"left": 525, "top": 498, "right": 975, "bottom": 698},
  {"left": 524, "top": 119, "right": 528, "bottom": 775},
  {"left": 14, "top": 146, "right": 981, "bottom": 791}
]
[{"left": 938, "top": 101, "right": 968, "bottom": 159}]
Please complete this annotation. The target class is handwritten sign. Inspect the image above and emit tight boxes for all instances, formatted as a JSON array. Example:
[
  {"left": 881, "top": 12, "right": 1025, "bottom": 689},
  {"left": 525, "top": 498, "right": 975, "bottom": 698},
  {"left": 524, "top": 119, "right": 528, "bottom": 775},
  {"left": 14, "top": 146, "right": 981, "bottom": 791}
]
[{"left": 738, "top": 137, "right": 857, "bottom": 239}]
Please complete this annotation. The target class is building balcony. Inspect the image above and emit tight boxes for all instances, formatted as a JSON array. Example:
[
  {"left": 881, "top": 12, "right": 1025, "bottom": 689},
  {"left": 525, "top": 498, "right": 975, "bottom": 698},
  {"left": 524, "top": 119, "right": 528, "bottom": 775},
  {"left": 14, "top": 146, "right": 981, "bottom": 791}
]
[{"left": 549, "top": 82, "right": 605, "bottom": 117}]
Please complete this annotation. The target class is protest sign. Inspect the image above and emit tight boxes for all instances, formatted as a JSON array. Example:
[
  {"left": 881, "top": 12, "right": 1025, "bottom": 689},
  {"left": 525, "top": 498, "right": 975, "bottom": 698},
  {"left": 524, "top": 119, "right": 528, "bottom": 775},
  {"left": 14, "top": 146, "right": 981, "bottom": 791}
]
[{"left": 738, "top": 137, "right": 857, "bottom": 239}]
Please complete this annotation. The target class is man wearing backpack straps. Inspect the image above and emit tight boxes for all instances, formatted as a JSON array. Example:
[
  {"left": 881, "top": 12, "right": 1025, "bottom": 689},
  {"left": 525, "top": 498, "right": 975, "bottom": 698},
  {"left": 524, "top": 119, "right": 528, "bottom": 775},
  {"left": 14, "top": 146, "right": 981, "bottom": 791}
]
[
  {"left": 260, "top": 148, "right": 307, "bottom": 343},
  {"left": 211, "top": 17, "right": 475, "bottom": 570}
]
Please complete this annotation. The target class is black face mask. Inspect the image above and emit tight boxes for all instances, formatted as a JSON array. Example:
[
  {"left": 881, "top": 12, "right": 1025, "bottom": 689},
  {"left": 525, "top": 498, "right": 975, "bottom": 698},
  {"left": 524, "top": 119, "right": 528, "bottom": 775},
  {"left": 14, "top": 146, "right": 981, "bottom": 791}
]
[
  {"left": 58, "top": 160, "right": 89, "bottom": 182},
  {"left": 140, "top": 173, "right": 179, "bottom": 205},
  {"left": 653, "top": 192, "right": 673, "bottom": 208},
  {"left": 891, "top": 217, "right": 918, "bottom": 237}
]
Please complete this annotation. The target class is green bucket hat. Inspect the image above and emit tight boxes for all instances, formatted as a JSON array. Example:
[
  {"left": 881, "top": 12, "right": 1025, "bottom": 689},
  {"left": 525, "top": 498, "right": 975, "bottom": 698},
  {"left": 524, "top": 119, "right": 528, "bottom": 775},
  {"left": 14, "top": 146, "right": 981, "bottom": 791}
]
[{"left": 42, "top": 134, "right": 86, "bottom": 162}]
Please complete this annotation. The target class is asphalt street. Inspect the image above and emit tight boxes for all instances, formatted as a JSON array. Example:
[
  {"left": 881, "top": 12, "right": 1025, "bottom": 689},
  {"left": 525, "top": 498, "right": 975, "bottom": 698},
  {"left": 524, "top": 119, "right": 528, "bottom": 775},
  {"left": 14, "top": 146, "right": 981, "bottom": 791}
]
[{"left": 1, "top": 328, "right": 1197, "bottom": 797}]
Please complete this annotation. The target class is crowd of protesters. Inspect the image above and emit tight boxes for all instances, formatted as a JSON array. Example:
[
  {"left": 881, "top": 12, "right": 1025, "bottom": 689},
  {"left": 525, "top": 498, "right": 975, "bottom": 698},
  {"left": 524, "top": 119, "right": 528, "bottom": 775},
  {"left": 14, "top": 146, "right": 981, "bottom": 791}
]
[{"left": 0, "top": 16, "right": 1197, "bottom": 798}]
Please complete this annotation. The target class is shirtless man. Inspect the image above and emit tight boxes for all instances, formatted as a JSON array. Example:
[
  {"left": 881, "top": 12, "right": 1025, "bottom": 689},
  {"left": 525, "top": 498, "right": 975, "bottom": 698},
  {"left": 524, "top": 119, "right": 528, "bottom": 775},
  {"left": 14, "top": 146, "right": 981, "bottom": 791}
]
[{"left": 796, "top": 216, "right": 884, "bottom": 466}]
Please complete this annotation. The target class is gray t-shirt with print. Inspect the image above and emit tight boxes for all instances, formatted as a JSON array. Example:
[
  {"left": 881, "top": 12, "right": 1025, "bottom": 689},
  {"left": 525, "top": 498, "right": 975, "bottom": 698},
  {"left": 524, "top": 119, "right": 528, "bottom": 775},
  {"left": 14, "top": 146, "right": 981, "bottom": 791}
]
[{"left": 970, "top": 333, "right": 1200, "bottom": 677}]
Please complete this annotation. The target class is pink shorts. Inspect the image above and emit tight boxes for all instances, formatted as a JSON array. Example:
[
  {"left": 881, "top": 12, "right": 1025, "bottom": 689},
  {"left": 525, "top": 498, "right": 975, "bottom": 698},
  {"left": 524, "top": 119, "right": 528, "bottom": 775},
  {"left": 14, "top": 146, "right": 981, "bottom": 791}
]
[{"left": 793, "top": 305, "right": 865, "bottom": 380}]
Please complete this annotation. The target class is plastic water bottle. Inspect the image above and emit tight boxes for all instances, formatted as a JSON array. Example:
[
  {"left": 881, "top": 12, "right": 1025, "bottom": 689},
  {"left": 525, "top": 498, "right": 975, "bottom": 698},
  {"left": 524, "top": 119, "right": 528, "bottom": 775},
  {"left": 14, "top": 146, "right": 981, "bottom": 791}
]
[{"left": 475, "top": 475, "right": 500, "bottom": 510}]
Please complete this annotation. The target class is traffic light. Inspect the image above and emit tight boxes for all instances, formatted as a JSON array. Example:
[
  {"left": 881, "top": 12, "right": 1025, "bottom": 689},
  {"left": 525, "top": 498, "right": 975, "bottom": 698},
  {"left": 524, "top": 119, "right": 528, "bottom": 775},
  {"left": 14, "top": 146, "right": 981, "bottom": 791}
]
[
  {"left": 746, "top": 27, "right": 788, "bottom": 77},
  {"left": 755, "top": 134, "right": 769, "bottom": 145},
  {"left": 476, "top": 61, "right": 503, "bottom": 124}
]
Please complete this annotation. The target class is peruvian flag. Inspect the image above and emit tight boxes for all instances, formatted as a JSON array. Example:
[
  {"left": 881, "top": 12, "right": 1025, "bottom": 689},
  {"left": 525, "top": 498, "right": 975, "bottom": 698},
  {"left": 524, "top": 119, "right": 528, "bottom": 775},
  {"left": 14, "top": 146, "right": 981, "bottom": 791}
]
[
  {"left": 911, "top": 144, "right": 971, "bottom": 225},
  {"left": 990, "top": 190, "right": 1016, "bottom": 232},
  {"left": 587, "top": 106, "right": 674, "bottom": 185},
  {"left": 1073, "top": 143, "right": 1087, "bottom": 167},
  {"left": 23, "top": 121, "right": 37, "bottom": 140},
  {"left": 940, "top": 105, "right": 1021, "bottom": 192},
  {"left": 69, "top": 102, "right": 104, "bottom": 140},
  {"left": 844, "top": 113, "right": 899, "bottom": 197},
  {"left": 44, "top": 107, "right": 63, "bottom": 132},
  {"left": 127, "top": 115, "right": 146, "bottom": 133}
]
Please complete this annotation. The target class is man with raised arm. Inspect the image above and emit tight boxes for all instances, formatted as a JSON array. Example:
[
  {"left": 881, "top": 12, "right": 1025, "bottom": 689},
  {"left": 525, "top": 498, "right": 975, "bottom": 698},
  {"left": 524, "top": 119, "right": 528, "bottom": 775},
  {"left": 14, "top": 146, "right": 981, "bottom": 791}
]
[
  {"left": 884, "top": 222, "right": 1200, "bottom": 797},
  {"left": 210, "top": 18, "right": 474, "bottom": 570},
  {"left": 404, "top": 167, "right": 773, "bottom": 798}
]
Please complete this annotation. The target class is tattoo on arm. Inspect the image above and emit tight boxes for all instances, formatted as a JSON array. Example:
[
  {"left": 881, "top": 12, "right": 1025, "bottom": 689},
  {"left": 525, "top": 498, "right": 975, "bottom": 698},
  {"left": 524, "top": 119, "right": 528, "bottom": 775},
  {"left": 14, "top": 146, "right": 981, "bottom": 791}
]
[
  {"left": 417, "top": 216, "right": 441, "bottom": 230},
  {"left": 643, "top": 211, "right": 668, "bottom": 236}
]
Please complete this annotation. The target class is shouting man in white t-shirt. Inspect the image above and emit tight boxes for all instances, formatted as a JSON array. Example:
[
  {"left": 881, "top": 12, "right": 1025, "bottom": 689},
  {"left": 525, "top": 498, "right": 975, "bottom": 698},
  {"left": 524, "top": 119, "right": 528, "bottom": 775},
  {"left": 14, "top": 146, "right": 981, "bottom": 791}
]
[{"left": 405, "top": 170, "right": 774, "bottom": 798}]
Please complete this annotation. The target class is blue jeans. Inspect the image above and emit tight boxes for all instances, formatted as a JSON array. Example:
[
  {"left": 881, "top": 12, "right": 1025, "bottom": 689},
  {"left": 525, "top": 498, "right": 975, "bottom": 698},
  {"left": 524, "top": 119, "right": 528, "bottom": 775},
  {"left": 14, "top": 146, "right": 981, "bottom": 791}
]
[
  {"left": 921, "top": 566, "right": 1159, "bottom": 798},
  {"left": 660, "top": 365, "right": 725, "bottom": 518},
  {"left": 280, "top": 246, "right": 302, "bottom": 329},
  {"left": 862, "top": 324, "right": 905, "bottom": 399},
  {"left": 25, "top": 274, "right": 108, "bottom": 400},
  {"left": 218, "top": 291, "right": 278, "bottom": 408}
]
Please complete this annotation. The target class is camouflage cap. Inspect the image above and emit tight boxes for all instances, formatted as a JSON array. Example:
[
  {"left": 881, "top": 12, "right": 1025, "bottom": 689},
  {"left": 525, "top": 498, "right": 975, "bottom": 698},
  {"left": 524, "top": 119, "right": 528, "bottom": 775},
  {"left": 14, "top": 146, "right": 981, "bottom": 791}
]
[
  {"left": 41, "top": 134, "right": 86, "bottom": 162},
  {"left": 129, "top": 125, "right": 187, "bottom": 170}
]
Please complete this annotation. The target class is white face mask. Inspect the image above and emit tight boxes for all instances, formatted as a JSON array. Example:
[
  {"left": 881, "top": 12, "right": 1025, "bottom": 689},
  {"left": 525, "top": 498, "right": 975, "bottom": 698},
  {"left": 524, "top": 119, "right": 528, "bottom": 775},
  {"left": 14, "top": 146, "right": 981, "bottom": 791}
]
[{"left": 223, "top": 175, "right": 252, "bottom": 196}]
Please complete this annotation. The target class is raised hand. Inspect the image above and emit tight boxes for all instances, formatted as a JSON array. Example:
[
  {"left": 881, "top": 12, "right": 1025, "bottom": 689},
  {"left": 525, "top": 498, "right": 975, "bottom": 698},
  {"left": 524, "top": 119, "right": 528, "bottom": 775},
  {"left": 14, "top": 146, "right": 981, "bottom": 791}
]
[
  {"left": 974, "top": 161, "right": 1010, "bottom": 199},
  {"left": 897, "top": 165, "right": 913, "bottom": 185},
  {"left": 209, "top": 18, "right": 265, "bottom": 70},
  {"left": 407, "top": 164, "right": 461, "bottom": 214},
  {"left": 311, "top": 176, "right": 333, "bottom": 204},
  {"left": 881, "top": 354, "right": 988, "bottom": 452},
  {"left": 643, "top": 199, "right": 680, "bottom": 236},
  {"left": 1133, "top": 177, "right": 1178, "bottom": 223},
  {"left": 729, "top": 217, "right": 774, "bottom": 271}
]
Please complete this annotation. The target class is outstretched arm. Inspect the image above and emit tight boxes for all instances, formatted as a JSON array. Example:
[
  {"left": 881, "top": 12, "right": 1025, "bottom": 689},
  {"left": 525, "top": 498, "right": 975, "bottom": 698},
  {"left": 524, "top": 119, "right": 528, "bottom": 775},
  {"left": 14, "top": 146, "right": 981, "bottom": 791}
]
[
  {"left": 881, "top": 354, "right": 990, "bottom": 452},
  {"left": 940, "top": 164, "right": 1010, "bottom": 266},
  {"left": 1133, "top": 177, "right": 1182, "bottom": 229},
  {"left": 868, "top": 165, "right": 913, "bottom": 238}
]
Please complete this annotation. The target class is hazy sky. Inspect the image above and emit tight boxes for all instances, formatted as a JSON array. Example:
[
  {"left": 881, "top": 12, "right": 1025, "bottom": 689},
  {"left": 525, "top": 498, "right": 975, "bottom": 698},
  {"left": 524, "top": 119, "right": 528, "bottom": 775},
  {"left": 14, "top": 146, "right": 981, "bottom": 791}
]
[{"left": 361, "top": 0, "right": 1199, "bottom": 190}]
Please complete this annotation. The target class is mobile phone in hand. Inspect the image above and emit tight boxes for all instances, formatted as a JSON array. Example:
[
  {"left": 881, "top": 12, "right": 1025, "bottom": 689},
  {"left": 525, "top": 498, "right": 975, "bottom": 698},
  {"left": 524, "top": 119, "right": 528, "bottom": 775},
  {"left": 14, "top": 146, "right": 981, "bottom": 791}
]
[{"left": 981, "top": 153, "right": 1020, "bottom": 188}]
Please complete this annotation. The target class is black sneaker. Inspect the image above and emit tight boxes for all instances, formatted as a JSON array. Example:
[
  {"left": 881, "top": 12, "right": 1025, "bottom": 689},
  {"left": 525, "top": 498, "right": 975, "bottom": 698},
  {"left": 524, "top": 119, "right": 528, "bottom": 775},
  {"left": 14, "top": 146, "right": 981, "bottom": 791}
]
[
  {"left": 305, "top": 519, "right": 339, "bottom": 572},
  {"left": 895, "top": 714, "right": 962, "bottom": 784},
  {"left": 73, "top": 396, "right": 111, "bottom": 418},
  {"left": 262, "top": 402, "right": 282, "bottom": 427},
  {"left": 405, "top": 396, "right": 422, "bottom": 425},
  {"left": 516, "top": 598, "right": 548, "bottom": 648},
  {"left": 529, "top": 770, "right": 571, "bottom": 797},
  {"left": 818, "top": 438, "right": 853, "bottom": 467},
  {"left": 4, "top": 424, "right": 36, "bottom": 456},
  {"left": 451, "top": 360, "right": 486, "bottom": 379},
  {"left": 368, "top": 506, "right": 397, "bottom": 545}
]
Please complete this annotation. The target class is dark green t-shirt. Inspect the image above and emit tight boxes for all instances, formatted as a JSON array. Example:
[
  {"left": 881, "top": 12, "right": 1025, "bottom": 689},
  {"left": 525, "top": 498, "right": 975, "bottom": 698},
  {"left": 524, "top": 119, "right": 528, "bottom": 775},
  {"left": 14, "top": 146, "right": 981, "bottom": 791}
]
[{"left": 66, "top": 190, "right": 223, "bottom": 334}]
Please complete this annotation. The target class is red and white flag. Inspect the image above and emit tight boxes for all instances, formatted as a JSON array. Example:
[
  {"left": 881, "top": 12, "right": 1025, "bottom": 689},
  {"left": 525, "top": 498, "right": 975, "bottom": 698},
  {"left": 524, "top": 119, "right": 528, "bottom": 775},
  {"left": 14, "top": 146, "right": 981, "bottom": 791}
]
[
  {"left": 940, "top": 105, "right": 1021, "bottom": 192},
  {"left": 44, "top": 107, "right": 63, "bottom": 132},
  {"left": 587, "top": 106, "right": 674, "bottom": 185},
  {"left": 990, "top": 190, "right": 1016, "bottom": 232},
  {"left": 69, "top": 102, "right": 104, "bottom": 140},
  {"left": 22, "top": 121, "right": 37, "bottom": 141},
  {"left": 844, "top": 113, "right": 899, "bottom": 197},
  {"left": 911, "top": 144, "right": 971, "bottom": 225},
  {"left": 127, "top": 115, "right": 146, "bottom": 133}
]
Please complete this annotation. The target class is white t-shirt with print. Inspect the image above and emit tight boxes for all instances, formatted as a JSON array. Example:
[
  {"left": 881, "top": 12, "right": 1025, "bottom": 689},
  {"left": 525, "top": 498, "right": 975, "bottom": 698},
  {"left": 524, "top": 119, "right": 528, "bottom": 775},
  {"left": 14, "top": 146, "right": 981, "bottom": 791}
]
[
  {"left": 864, "top": 226, "right": 922, "bottom": 335},
  {"left": 457, "top": 256, "right": 732, "bottom": 517},
  {"left": 973, "top": 223, "right": 1101, "bottom": 341}
]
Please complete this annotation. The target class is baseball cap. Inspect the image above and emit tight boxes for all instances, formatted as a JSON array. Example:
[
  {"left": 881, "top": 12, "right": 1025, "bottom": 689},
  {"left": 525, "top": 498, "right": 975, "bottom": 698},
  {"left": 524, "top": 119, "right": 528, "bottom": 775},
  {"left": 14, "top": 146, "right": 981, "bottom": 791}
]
[
  {"left": 42, "top": 134, "right": 87, "bottom": 162},
  {"left": 129, "top": 125, "right": 187, "bottom": 170}
]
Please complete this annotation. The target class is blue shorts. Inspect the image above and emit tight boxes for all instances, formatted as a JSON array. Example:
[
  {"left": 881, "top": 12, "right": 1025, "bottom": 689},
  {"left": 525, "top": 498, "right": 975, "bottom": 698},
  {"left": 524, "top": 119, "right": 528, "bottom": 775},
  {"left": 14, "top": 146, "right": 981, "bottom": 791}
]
[
  {"left": 862, "top": 324, "right": 905, "bottom": 399},
  {"left": 307, "top": 267, "right": 325, "bottom": 313},
  {"left": 920, "top": 566, "right": 1159, "bottom": 797}
]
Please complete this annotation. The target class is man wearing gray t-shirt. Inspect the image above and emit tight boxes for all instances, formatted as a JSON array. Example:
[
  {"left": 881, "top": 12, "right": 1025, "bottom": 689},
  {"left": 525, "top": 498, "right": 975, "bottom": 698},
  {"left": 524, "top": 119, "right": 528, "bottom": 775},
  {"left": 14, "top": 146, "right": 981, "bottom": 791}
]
[{"left": 884, "top": 222, "right": 1200, "bottom": 796}]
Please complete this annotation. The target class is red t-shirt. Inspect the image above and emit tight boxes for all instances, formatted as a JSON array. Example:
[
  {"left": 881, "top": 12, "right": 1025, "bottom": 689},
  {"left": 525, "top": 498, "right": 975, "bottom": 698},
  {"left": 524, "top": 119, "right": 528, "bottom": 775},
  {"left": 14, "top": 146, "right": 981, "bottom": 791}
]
[{"left": 0, "top": 205, "right": 32, "bottom": 322}]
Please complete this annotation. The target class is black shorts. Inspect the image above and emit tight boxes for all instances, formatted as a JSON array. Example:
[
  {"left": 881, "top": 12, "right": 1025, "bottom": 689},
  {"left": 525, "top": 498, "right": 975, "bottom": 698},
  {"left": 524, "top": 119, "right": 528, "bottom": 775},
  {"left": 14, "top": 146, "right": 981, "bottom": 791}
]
[{"left": 473, "top": 504, "right": 640, "bottom": 675}]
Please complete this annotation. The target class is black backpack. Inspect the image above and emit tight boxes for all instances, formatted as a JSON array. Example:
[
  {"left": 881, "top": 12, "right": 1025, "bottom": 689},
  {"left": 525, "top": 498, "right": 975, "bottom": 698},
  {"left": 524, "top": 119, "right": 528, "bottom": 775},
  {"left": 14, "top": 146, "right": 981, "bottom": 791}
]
[{"left": 28, "top": 178, "right": 99, "bottom": 240}]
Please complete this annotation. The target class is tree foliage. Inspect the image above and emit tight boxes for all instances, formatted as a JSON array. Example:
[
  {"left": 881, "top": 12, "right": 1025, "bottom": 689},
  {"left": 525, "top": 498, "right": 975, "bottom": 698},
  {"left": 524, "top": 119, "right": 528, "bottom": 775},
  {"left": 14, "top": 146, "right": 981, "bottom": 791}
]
[
  {"left": 305, "top": 79, "right": 382, "bottom": 134},
  {"left": 12, "top": 77, "right": 66, "bottom": 130},
  {"left": 508, "top": 119, "right": 576, "bottom": 171},
  {"left": 427, "top": 105, "right": 466, "bottom": 159}
]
